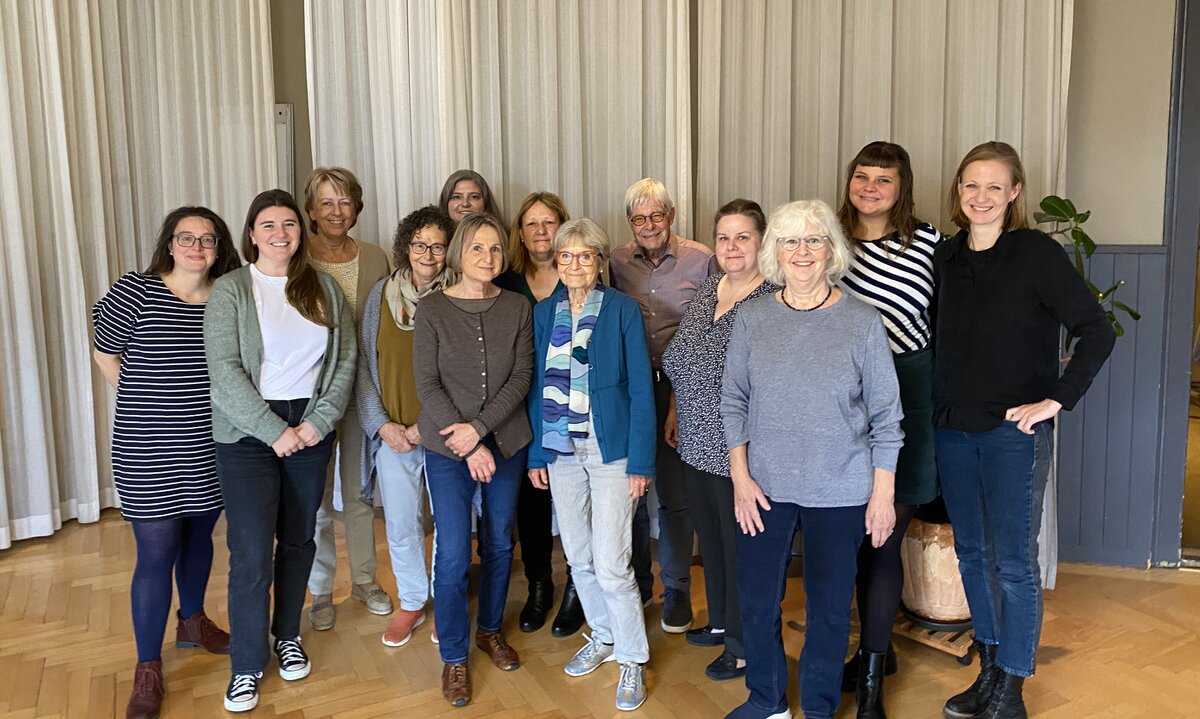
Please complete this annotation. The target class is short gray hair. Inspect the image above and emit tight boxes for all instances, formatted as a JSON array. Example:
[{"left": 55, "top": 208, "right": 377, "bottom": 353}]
[
  {"left": 624, "top": 177, "right": 675, "bottom": 217},
  {"left": 446, "top": 212, "right": 510, "bottom": 275},
  {"left": 552, "top": 218, "right": 612, "bottom": 265},
  {"left": 758, "top": 200, "right": 854, "bottom": 286}
]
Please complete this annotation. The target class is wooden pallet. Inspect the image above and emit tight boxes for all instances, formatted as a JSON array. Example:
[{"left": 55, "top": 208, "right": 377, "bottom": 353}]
[{"left": 891, "top": 615, "right": 975, "bottom": 664}]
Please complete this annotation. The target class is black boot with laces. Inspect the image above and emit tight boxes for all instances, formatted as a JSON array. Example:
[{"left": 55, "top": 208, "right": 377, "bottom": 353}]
[{"left": 943, "top": 641, "right": 1000, "bottom": 718}]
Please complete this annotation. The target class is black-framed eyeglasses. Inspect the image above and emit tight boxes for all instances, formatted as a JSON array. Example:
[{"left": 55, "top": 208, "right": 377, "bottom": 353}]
[
  {"left": 411, "top": 241, "right": 447, "bottom": 256},
  {"left": 778, "top": 236, "right": 829, "bottom": 251},
  {"left": 174, "top": 233, "right": 218, "bottom": 248},
  {"left": 557, "top": 250, "right": 599, "bottom": 266},
  {"left": 629, "top": 211, "right": 667, "bottom": 227}
]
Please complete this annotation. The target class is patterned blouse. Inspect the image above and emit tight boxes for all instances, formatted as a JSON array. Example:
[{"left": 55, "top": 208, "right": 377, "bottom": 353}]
[{"left": 662, "top": 273, "right": 780, "bottom": 475}]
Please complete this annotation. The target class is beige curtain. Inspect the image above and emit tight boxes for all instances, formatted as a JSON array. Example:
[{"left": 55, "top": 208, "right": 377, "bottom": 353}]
[
  {"left": 694, "top": 0, "right": 1074, "bottom": 242},
  {"left": 305, "top": 0, "right": 693, "bottom": 249},
  {"left": 0, "top": 0, "right": 277, "bottom": 549}
]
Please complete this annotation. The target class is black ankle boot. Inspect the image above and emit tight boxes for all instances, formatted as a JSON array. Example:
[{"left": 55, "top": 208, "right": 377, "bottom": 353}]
[
  {"left": 551, "top": 578, "right": 584, "bottom": 637},
  {"left": 519, "top": 579, "right": 554, "bottom": 633},
  {"left": 979, "top": 671, "right": 1026, "bottom": 719},
  {"left": 943, "top": 641, "right": 1000, "bottom": 719},
  {"left": 842, "top": 644, "right": 898, "bottom": 693},
  {"left": 855, "top": 650, "right": 888, "bottom": 718}
]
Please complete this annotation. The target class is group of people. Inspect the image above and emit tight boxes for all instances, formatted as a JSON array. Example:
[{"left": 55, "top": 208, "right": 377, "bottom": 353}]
[{"left": 94, "top": 140, "right": 1115, "bottom": 719}]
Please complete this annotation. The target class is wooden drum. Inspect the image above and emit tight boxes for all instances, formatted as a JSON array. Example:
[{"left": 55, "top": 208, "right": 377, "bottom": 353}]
[{"left": 900, "top": 518, "right": 971, "bottom": 628}]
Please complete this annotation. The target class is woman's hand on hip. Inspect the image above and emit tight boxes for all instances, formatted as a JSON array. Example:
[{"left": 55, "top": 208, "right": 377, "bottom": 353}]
[
  {"left": 629, "top": 474, "right": 652, "bottom": 498},
  {"left": 528, "top": 468, "right": 549, "bottom": 490},
  {"left": 466, "top": 445, "right": 496, "bottom": 483},
  {"left": 272, "top": 427, "right": 306, "bottom": 458},
  {"left": 380, "top": 422, "right": 412, "bottom": 453},
  {"left": 1005, "top": 399, "right": 1062, "bottom": 435},
  {"left": 732, "top": 474, "right": 770, "bottom": 536},
  {"left": 440, "top": 422, "right": 481, "bottom": 456}
]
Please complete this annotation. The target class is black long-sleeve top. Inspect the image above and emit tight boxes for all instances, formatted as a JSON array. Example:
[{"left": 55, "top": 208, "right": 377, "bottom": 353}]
[{"left": 931, "top": 228, "right": 1116, "bottom": 432}]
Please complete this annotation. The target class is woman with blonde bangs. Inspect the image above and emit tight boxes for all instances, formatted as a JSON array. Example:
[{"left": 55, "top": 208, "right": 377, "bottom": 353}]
[{"left": 205, "top": 189, "right": 357, "bottom": 712}]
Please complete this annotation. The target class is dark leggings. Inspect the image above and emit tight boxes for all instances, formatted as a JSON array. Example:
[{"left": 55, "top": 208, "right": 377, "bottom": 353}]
[
  {"left": 854, "top": 502, "right": 917, "bottom": 653},
  {"left": 129, "top": 509, "right": 222, "bottom": 662}
]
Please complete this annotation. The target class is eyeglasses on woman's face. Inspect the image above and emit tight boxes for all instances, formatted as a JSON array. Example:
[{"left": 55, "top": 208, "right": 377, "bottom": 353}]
[
  {"left": 174, "top": 233, "right": 218, "bottom": 248},
  {"left": 410, "top": 241, "right": 447, "bottom": 256},
  {"left": 778, "top": 235, "right": 829, "bottom": 252},
  {"left": 557, "top": 250, "right": 599, "bottom": 266}
]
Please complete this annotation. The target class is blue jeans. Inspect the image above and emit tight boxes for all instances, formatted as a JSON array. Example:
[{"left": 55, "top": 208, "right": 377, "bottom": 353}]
[
  {"left": 215, "top": 398, "right": 335, "bottom": 674},
  {"left": 936, "top": 420, "right": 1052, "bottom": 677},
  {"left": 425, "top": 441, "right": 527, "bottom": 664},
  {"left": 731, "top": 500, "right": 865, "bottom": 719}
]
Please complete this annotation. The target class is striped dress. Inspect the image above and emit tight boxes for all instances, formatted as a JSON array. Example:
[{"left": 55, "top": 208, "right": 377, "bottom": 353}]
[
  {"left": 92, "top": 272, "right": 223, "bottom": 520},
  {"left": 839, "top": 223, "right": 942, "bottom": 353}
]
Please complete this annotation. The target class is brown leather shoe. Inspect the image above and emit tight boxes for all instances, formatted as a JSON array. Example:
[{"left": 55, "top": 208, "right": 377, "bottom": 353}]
[
  {"left": 125, "top": 660, "right": 164, "bottom": 719},
  {"left": 475, "top": 630, "right": 520, "bottom": 671},
  {"left": 441, "top": 662, "right": 470, "bottom": 707},
  {"left": 175, "top": 609, "right": 230, "bottom": 654}
]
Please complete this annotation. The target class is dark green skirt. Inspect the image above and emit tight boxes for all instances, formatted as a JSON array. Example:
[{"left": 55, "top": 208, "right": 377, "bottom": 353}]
[{"left": 893, "top": 346, "right": 938, "bottom": 505}]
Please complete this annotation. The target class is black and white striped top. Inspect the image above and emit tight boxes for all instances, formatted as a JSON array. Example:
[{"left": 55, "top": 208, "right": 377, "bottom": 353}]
[
  {"left": 92, "top": 272, "right": 223, "bottom": 521},
  {"left": 840, "top": 223, "right": 942, "bottom": 353}
]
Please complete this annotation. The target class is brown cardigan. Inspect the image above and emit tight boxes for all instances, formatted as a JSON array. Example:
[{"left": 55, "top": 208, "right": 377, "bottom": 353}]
[{"left": 413, "top": 289, "right": 533, "bottom": 461}]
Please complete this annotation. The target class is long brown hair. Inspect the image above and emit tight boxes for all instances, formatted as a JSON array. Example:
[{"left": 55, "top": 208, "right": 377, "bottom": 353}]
[
  {"left": 836, "top": 141, "right": 919, "bottom": 249},
  {"left": 947, "top": 141, "right": 1029, "bottom": 232},
  {"left": 144, "top": 206, "right": 242, "bottom": 279},
  {"left": 241, "top": 189, "right": 332, "bottom": 327},
  {"left": 508, "top": 191, "right": 570, "bottom": 274}
]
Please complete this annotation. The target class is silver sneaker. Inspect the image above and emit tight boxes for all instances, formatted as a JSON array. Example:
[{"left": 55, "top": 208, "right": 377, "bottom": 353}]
[
  {"left": 564, "top": 633, "right": 616, "bottom": 677},
  {"left": 615, "top": 662, "right": 647, "bottom": 711},
  {"left": 352, "top": 583, "right": 394, "bottom": 615}
]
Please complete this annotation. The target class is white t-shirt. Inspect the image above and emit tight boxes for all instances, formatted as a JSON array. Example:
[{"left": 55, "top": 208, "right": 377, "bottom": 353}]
[{"left": 250, "top": 264, "right": 327, "bottom": 400}]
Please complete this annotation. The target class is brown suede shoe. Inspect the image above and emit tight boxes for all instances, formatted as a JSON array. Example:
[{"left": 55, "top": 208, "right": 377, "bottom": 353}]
[
  {"left": 441, "top": 662, "right": 470, "bottom": 707},
  {"left": 125, "top": 660, "right": 164, "bottom": 719},
  {"left": 175, "top": 609, "right": 230, "bottom": 654},
  {"left": 475, "top": 630, "right": 520, "bottom": 671}
]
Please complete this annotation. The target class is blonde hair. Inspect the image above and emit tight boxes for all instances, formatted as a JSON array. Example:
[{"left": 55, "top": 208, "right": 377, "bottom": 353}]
[
  {"left": 947, "top": 141, "right": 1029, "bottom": 232},
  {"left": 508, "top": 192, "right": 570, "bottom": 274},
  {"left": 623, "top": 178, "right": 674, "bottom": 216},
  {"left": 446, "top": 213, "right": 510, "bottom": 275},
  {"left": 303, "top": 167, "right": 364, "bottom": 236},
  {"left": 758, "top": 200, "right": 854, "bottom": 287}
]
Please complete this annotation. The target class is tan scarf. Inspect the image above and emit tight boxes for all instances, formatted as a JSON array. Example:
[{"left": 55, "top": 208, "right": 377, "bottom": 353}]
[{"left": 384, "top": 266, "right": 452, "bottom": 330}]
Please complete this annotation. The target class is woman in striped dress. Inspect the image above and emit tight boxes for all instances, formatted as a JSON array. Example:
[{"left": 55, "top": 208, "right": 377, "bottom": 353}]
[
  {"left": 92, "top": 206, "right": 242, "bottom": 719},
  {"left": 835, "top": 141, "right": 942, "bottom": 718}
]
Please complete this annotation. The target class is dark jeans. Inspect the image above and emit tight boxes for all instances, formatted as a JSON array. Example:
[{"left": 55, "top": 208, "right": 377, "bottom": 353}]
[
  {"left": 426, "top": 441, "right": 527, "bottom": 664},
  {"left": 632, "top": 375, "right": 692, "bottom": 596},
  {"left": 735, "top": 500, "right": 865, "bottom": 719},
  {"left": 936, "top": 420, "right": 1052, "bottom": 677},
  {"left": 129, "top": 509, "right": 222, "bottom": 662},
  {"left": 216, "top": 398, "right": 335, "bottom": 674},
  {"left": 683, "top": 464, "right": 743, "bottom": 658}
]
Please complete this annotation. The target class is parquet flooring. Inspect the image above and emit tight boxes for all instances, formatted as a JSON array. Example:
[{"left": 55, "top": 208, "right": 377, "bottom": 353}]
[{"left": 2, "top": 510, "right": 1199, "bottom": 718}]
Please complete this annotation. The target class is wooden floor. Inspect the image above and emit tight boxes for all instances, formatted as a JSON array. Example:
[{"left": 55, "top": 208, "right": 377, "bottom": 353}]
[{"left": 2, "top": 510, "right": 1199, "bottom": 718}]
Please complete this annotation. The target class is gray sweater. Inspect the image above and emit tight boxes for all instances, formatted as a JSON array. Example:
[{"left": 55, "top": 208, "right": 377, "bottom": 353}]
[{"left": 721, "top": 292, "right": 904, "bottom": 507}]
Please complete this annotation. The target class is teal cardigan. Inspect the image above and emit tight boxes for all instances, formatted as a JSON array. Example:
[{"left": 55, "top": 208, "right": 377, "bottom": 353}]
[
  {"left": 527, "top": 286, "right": 656, "bottom": 476},
  {"left": 204, "top": 266, "right": 357, "bottom": 445}
]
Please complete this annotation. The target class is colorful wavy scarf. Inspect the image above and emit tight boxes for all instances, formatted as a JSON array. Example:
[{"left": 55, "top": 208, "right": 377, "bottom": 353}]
[{"left": 541, "top": 286, "right": 604, "bottom": 457}]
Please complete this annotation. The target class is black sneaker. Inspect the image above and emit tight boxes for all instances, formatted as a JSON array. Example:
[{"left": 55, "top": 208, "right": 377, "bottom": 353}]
[
  {"left": 704, "top": 650, "right": 746, "bottom": 681},
  {"left": 660, "top": 588, "right": 693, "bottom": 633},
  {"left": 685, "top": 625, "right": 726, "bottom": 647},
  {"left": 273, "top": 637, "right": 311, "bottom": 680},
  {"left": 224, "top": 672, "right": 262, "bottom": 712}
]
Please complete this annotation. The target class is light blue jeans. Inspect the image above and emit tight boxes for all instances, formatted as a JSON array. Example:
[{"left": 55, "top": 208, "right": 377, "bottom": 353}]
[
  {"left": 375, "top": 443, "right": 432, "bottom": 612},
  {"left": 549, "top": 434, "right": 649, "bottom": 664}
]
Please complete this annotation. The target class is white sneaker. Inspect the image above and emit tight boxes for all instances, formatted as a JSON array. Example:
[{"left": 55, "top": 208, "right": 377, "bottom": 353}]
[
  {"left": 224, "top": 672, "right": 261, "bottom": 712},
  {"left": 564, "top": 633, "right": 616, "bottom": 677},
  {"left": 616, "top": 662, "right": 647, "bottom": 711},
  {"left": 273, "top": 637, "right": 311, "bottom": 680}
]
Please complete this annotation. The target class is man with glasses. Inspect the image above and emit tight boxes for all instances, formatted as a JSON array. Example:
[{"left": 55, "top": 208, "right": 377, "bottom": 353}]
[{"left": 608, "top": 178, "right": 716, "bottom": 635}]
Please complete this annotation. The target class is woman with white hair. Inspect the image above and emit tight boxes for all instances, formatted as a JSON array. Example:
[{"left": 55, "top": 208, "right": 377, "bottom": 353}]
[
  {"left": 721, "top": 200, "right": 904, "bottom": 719},
  {"left": 527, "top": 218, "right": 656, "bottom": 711}
]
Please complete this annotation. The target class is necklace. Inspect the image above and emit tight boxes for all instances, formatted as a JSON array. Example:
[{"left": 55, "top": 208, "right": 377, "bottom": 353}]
[{"left": 781, "top": 285, "right": 832, "bottom": 312}]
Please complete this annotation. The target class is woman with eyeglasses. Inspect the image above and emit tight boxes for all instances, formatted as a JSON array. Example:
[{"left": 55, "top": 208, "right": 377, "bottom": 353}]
[
  {"left": 356, "top": 205, "right": 456, "bottom": 649},
  {"left": 527, "top": 218, "right": 656, "bottom": 712},
  {"left": 661, "top": 199, "right": 779, "bottom": 684},
  {"left": 205, "top": 189, "right": 356, "bottom": 712},
  {"left": 302, "top": 167, "right": 395, "bottom": 630},
  {"left": 93, "top": 206, "right": 242, "bottom": 719},
  {"left": 833, "top": 141, "right": 942, "bottom": 717},
  {"left": 495, "top": 192, "right": 586, "bottom": 637},
  {"left": 721, "top": 200, "right": 903, "bottom": 719}
]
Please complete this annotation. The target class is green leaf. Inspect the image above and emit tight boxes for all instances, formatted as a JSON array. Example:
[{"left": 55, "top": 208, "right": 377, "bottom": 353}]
[
  {"left": 1034, "top": 211, "right": 1055, "bottom": 224},
  {"left": 1076, "top": 210, "right": 1091, "bottom": 224},
  {"left": 1098, "top": 282, "right": 1121, "bottom": 300},
  {"left": 1071, "top": 227, "right": 1097, "bottom": 257},
  {"left": 1039, "top": 196, "right": 1073, "bottom": 222},
  {"left": 1113, "top": 319, "right": 1126, "bottom": 337},
  {"left": 1112, "top": 301, "right": 1141, "bottom": 320}
]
